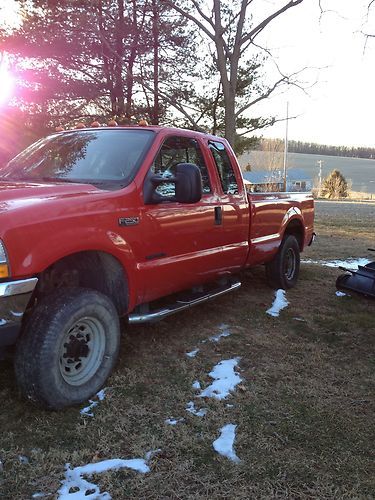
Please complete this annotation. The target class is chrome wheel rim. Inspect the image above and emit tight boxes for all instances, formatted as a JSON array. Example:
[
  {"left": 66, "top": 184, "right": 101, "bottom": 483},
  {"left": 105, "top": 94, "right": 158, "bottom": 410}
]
[
  {"left": 59, "top": 316, "right": 106, "bottom": 386},
  {"left": 284, "top": 248, "right": 296, "bottom": 281}
]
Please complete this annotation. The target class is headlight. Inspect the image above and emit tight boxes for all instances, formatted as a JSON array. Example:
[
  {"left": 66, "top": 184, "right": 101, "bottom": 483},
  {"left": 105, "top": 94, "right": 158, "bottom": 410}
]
[{"left": 0, "top": 241, "right": 9, "bottom": 278}]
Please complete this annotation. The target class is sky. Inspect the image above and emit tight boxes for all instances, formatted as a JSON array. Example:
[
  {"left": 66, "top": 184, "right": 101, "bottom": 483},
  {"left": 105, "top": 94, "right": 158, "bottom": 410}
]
[
  {"left": 252, "top": 0, "right": 375, "bottom": 147},
  {"left": 0, "top": 0, "right": 374, "bottom": 147}
]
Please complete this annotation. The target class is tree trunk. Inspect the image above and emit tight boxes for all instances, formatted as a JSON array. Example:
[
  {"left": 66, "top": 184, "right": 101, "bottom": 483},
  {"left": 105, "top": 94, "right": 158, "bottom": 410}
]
[
  {"left": 151, "top": 0, "right": 160, "bottom": 125},
  {"left": 125, "top": 0, "right": 147, "bottom": 121},
  {"left": 97, "top": 0, "right": 115, "bottom": 114},
  {"left": 114, "top": 0, "right": 125, "bottom": 116},
  {"left": 125, "top": 0, "right": 137, "bottom": 120},
  {"left": 212, "top": 82, "right": 221, "bottom": 135},
  {"left": 224, "top": 89, "right": 236, "bottom": 146},
  {"left": 213, "top": 0, "right": 236, "bottom": 146}
]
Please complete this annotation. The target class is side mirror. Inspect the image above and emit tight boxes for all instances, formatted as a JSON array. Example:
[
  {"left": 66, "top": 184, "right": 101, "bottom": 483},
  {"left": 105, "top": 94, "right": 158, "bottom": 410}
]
[
  {"left": 175, "top": 163, "right": 202, "bottom": 203},
  {"left": 144, "top": 163, "right": 203, "bottom": 204}
]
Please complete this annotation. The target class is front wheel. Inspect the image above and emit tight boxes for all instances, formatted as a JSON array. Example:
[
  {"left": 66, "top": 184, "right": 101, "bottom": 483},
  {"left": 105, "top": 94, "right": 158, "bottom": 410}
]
[
  {"left": 15, "top": 287, "right": 120, "bottom": 409},
  {"left": 265, "top": 235, "right": 300, "bottom": 289}
]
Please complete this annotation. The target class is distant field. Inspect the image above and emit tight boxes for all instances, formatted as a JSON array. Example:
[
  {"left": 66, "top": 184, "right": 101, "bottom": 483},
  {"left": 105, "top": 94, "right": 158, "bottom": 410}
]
[{"left": 240, "top": 151, "right": 375, "bottom": 194}]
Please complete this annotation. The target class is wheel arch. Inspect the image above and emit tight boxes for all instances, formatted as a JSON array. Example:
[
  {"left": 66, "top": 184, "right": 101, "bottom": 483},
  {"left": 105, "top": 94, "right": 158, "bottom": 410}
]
[
  {"left": 283, "top": 217, "right": 305, "bottom": 251},
  {"left": 36, "top": 250, "right": 129, "bottom": 316}
]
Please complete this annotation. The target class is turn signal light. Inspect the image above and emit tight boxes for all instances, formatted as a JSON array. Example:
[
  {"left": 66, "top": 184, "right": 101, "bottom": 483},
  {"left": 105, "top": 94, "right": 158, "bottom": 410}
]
[{"left": 0, "top": 264, "right": 9, "bottom": 278}]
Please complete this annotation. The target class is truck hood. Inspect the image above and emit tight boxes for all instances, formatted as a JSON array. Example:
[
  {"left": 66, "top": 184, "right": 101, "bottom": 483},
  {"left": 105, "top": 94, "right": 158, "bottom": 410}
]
[{"left": 0, "top": 180, "right": 99, "bottom": 213}]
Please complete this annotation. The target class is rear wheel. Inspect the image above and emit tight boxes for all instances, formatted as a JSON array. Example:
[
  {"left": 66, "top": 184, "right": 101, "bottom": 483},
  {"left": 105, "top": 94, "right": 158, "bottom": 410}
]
[
  {"left": 15, "top": 287, "right": 120, "bottom": 409},
  {"left": 266, "top": 235, "right": 300, "bottom": 289}
]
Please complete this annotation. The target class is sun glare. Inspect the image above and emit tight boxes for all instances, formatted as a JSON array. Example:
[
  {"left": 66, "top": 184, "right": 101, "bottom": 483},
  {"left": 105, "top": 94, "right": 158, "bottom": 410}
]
[
  {"left": 0, "top": 56, "right": 14, "bottom": 106},
  {"left": 0, "top": 0, "right": 21, "bottom": 29}
]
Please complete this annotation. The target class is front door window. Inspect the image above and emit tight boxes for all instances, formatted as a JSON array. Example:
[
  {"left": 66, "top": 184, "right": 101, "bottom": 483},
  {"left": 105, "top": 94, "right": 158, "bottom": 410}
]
[{"left": 151, "top": 136, "right": 212, "bottom": 197}]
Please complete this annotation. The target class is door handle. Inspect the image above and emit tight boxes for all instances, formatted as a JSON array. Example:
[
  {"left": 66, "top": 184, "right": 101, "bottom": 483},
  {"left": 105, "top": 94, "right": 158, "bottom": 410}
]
[{"left": 214, "top": 206, "right": 222, "bottom": 225}]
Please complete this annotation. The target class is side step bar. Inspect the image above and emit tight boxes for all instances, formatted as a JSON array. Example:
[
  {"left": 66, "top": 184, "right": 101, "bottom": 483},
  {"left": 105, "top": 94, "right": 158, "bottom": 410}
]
[{"left": 128, "top": 278, "right": 241, "bottom": 324}]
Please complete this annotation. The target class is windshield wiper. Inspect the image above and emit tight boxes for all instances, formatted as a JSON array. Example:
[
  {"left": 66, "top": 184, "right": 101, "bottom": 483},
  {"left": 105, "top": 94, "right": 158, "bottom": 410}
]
[{"left": 41, "top": 176, "right": 76, "bottom": 183}]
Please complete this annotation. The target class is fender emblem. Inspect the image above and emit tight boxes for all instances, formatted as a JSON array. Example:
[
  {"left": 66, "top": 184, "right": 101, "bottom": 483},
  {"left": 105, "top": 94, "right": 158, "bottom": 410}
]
[{"left": 118, "top": 217, "right": 139, "bottom": 227}]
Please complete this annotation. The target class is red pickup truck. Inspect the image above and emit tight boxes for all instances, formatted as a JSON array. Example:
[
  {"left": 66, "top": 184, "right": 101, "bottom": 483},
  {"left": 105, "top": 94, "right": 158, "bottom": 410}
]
[{"left": 0, "top": 126, "right": 314, "bottom": 409}]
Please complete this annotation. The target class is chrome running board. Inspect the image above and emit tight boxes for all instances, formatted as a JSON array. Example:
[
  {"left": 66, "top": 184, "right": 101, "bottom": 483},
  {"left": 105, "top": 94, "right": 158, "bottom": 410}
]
[{"left": 128, "top": 278, "right": 241, "bottom": 324}]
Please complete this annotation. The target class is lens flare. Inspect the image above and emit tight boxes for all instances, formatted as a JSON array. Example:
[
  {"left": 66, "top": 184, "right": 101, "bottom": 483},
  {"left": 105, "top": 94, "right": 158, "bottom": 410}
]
[{"left": 0, "top": 55, "right": 14, "bottom": 106}]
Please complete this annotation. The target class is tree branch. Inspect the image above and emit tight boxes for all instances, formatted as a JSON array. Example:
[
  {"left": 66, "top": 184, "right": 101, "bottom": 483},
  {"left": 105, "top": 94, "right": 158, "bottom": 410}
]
[
  {"left": 163, "top": 0, "right": 215, "bottom": 43},
  {"left": 235, "top": 77, "right": 286, "bottom": 118},
  {"left": 165, "top": 0, "right": 231, "bottom": 58},
  {"left": 190, "top": 0, "right": 215, "bottom": 28},
  {"left": 241, "top": 0, "right": 304, "bottom": 45},
  {"left": 137, "top": 77, "right": 204, "bottom": 130},
  {"left": 237, "top": 114, "right": 300, "bottom": 136}
]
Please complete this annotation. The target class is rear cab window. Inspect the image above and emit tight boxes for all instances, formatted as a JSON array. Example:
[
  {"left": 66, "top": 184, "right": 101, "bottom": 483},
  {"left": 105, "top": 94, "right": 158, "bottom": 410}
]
[{"left": 208, "top": 141, "right": 239, "bottom": 195}]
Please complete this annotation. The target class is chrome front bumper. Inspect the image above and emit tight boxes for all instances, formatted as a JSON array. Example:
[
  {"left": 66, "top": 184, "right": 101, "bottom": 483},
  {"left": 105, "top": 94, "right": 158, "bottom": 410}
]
[{"left": 0, "top": 278, "right": 38, "bottom": 347}]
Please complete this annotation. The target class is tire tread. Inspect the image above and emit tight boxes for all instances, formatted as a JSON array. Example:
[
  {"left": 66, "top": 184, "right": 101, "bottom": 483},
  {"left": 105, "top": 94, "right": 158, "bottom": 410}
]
[{"left": 15, "top": 287, "right": 120, "bottom": 409}]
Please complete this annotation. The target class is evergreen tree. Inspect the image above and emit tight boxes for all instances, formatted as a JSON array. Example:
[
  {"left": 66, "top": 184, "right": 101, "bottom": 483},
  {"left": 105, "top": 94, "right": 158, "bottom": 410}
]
[
  {"left": 1, "top": 0, "right": 196, "bottom": 132},
  {"left": 321, "top": 169, "right": 348, "bottom": 199}
]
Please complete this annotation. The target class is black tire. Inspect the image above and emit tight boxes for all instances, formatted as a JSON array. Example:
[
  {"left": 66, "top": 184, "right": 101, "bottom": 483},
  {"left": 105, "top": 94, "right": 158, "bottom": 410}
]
[
  {"left": 265, "top": 235, "right": 300, "bottom": 290},
  {"left": 14, "top": 287, "right": 120, "bottom": 410}
]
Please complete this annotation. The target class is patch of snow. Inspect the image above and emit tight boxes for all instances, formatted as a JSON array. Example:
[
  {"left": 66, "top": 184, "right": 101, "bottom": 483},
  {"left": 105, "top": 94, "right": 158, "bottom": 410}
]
[
  {"left": 187, "top": 324, "right": 232, "bottom": 354},
  {"left": 192, "top": 380, "right": 201, "bottom": 390},
  {"left": 208, "top": 331, "right": 231, "bottom": 342},
  {"left": 218, "top": 322, "right": 229, "bottom": 330},
  {"left": 335, "top": 291, "right": 347, "bottom": 297},
  {"left": 165, "top": 418, "right": 184, "bottom": 425},
  {"left": 186, "top": 401, "right": 207, "bottom": 417},
  {"left": 212, "top": 424, "right": 240, "bottom": 463},
  {"left": 80, "top": 389, "right": 107, "bottom": 417},
  {"left": 208, "top": 324, "right": 231, "bottom": 342},
  {"left": 293, "top": 317, "right": 306, "bottom": 322},
  {"left": 186, "top": 348, "right": 199, "bottom": 358},
  {"left": 144, "top": 449, "right": 161, "bottom": 461},
  {"left": 18, "top": 455, "right": 29, "bottom": 464},
  {"left": 226, "top": 404, "right": 234, "bottom": 408},
  {"left": 58, "top": 457, "right": 149, "bottom": 499},
  {"left": 32, "top": 494, "right": 46, "bottom": 499},
  {"left": 301, "top": 258, "right": 318, "bottom": 265},
  {"left": 302, "top": 258, "right": 371, "bottom": 269},
  {"left": 96, "top": 389, "right": 106, "bottom": 401},
  {"left": 266, "top": 289, "right": 289, "bottom": 317},
  {"left": 199, "top": 358, "right": 242, "bottom": 400}
]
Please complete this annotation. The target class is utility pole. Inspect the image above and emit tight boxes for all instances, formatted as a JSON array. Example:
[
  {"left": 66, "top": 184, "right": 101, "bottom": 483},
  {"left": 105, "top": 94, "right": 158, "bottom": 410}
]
[
  {"left": 317, "top": 160, "right": 323, "bottom": 196},
  {"left": 283, "top": 101, "right": 289, "bottom": 192}
]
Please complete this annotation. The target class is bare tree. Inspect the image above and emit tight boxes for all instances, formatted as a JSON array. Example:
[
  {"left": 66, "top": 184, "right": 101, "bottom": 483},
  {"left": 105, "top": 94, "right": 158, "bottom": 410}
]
[
  {"left": 251, "top": 138, "right": 284, "bottom": 173},
  {"left": 361, "top": 1, "right": 375, "bottom": 51},
  {"left": 166, "top": 0, "right": 306, "bottom": 146}
]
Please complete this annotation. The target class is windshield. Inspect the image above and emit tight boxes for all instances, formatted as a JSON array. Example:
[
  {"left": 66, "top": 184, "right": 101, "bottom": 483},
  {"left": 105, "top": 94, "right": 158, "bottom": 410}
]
[{"left": 0, "top": 129, "right": 155, "bottom": 189}]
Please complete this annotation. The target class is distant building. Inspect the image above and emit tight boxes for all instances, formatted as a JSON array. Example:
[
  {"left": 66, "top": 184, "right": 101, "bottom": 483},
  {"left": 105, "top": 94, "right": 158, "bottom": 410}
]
[{"left": 242, "top": 168, "right": 312, "bottom": 193}]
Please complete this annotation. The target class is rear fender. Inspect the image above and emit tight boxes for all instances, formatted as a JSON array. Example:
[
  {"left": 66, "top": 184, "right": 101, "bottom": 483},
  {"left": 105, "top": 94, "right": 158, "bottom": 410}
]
[{"left": 281, "top": 208, "right": 305, "bottom": 249}]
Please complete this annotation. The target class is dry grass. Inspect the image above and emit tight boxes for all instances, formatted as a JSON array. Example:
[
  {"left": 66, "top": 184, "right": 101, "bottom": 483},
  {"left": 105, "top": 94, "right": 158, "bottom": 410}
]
[
  {"left": 0, "top": 202, "right": 374, "bottom": 499},
  {"left": 347, "top": 191, "right": 375, "bottom": 201}
]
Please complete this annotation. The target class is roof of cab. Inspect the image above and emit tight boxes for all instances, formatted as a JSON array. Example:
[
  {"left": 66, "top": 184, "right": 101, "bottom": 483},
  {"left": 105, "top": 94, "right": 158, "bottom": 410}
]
[{"left": 56, "top": 126, "right": 227, "bottom": 144}]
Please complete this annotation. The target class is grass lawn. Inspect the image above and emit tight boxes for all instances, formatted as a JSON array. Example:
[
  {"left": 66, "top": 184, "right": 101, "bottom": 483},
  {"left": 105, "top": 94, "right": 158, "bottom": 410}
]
[{"left": 0, "top": 202, "right": 374, "bottom": 499}]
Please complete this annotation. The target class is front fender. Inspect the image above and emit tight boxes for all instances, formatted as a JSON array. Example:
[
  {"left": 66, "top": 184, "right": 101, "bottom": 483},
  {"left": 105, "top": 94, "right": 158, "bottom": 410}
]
[{"left": 5, "top": 223, "right": 139, "bottom": 308}]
